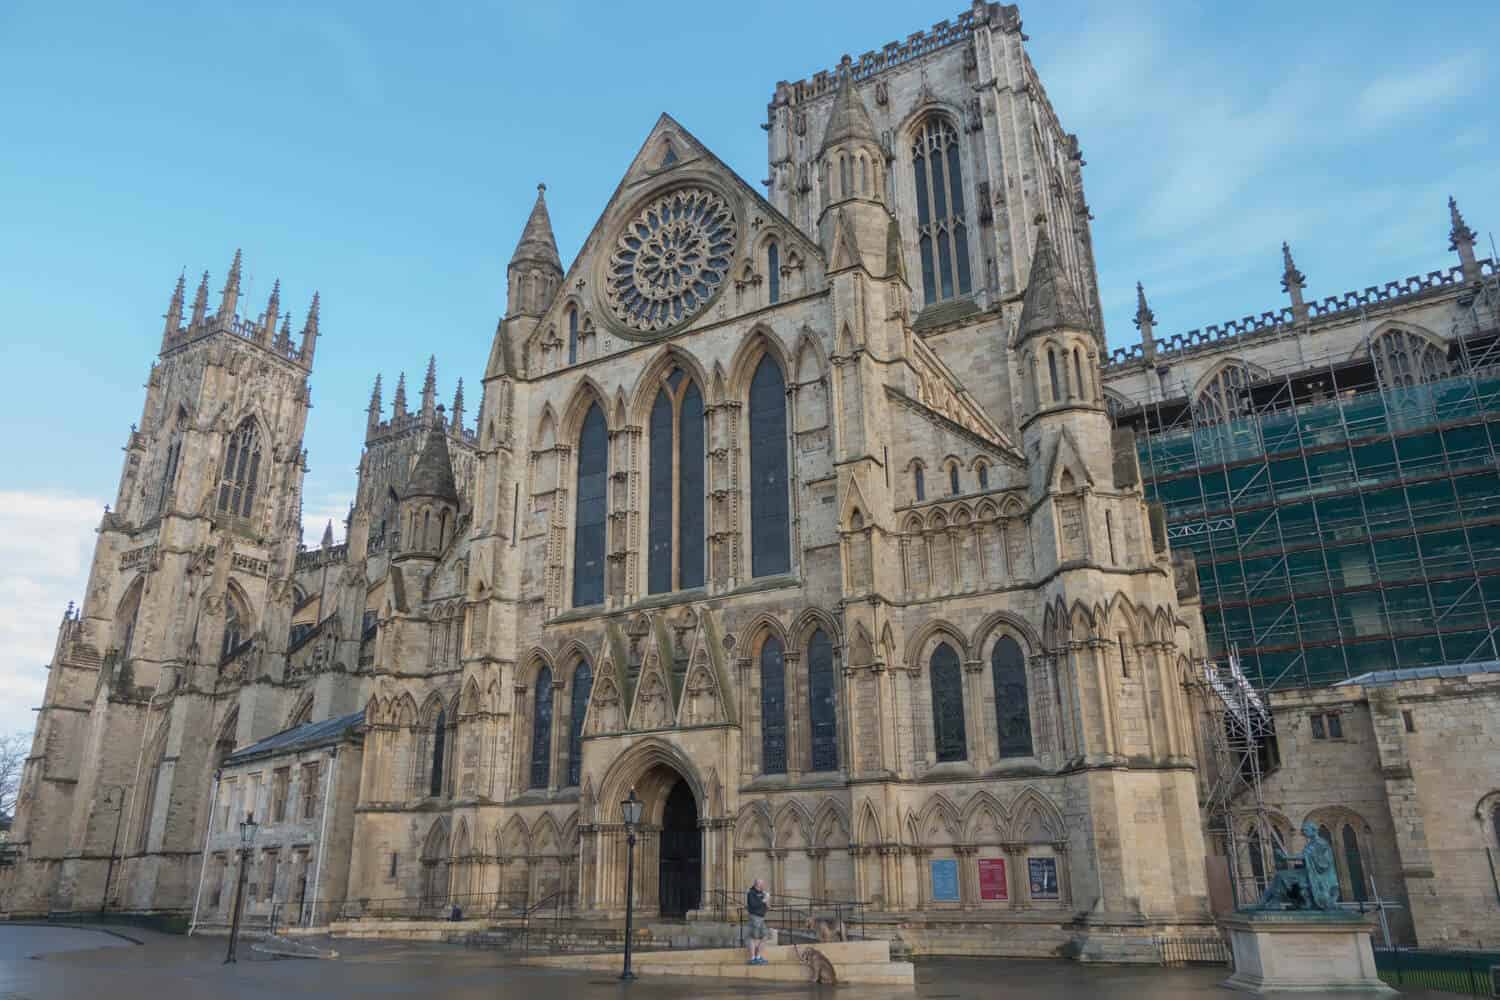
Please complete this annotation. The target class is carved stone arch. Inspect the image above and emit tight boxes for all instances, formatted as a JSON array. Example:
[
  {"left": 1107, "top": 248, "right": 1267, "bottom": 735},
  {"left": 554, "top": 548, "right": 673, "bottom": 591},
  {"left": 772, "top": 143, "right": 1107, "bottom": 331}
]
[
  {"left": 285, "top": 690, "right": 315, "bottom": 729},
  {"left": 364, "top": 693, "right": 384, "bottom": 726},
  {"left": 1153, "top": 607, "right": 1174, "bottom": 643},
  {"left": 710, "top": 361, "right": 728, "bottom": 401},
  {"left": 558, "top": 375, "right": 613, "bottom": 442},
  {"left": 224, "top": 578, "right": 257, "bottom": 633},
  {"left": 792, "top": 326, "right": 829, "bottom": 385},
  {"left": 897, "top": 100, "right": 967, "bottom": 144},
  {"left": 557, "top": 639, "right": 594, "bottom": 675},
  {"left": 725, "top": 323, "right": 794, "bottom": 399},
  {"left": 1067, "top": 600, "right": 1097, "bottom": 642},
  {"left": 705, "top": 769, "right": 724, "bottom": 819},
  {"left": 855, "top": 800, "right": 883, "bottom": 845},
  {"left": 925, "top": 508, "right": 949, "bottom": 532},
  {"left": 972, "top": 611, "right": 1041, "bottom": 658},
  {"left": 772, "top": 799, "right": 814, "bottom": 849},
  {"left": 904, "top": 618, "right": 970, "bottom": 667},
  {"left": 902, "top": 512, "right": 925, "bottom": 535},
  {"left": 961, "top": 790, "right": 1010, "bottom": 844},
  {"left": 560, "top": 812, "right": 580, "bottom": 854},
  {"left": 451, "top": 816, "right": 472, "bottom": 858},
  {"left": 611, "top": 387, "right": 628, "bottom": 428},
  {"left": 839, "top": 477, "right": 872, "bottom": 529},
  {"left": 395, "top": 692, "right": 419, "bottom": 728},
  {"left": 1190, "top": 357, "right": 1270, "bottom": 424},
  {"left": 848, "top": 624, "right": 876, "bottom": 668},
  {"left": 522, "top": 647, "right": 557, "bottom": 688},
  {"left": 422, "top": 816, "right": 451, "bottom": 859},
  {"left": 594, "top": 736, "right": 706, "bottom": 821},
  {"left": 627, "top": 344, "right": 713, "bottom": 423},
  {"left": 1365, "top": 322, "right": 1451, "bottom": 388},
  {"left": 1000, "top": 494, "right": 1025, "bottom": 519},
  {"left": 835, "top": 320, "right": 857, "bottom": 354},
  {"left": 498, "top": 813, "right": 531, "bottom": 858},
  {"left": 531, "top": 811, "right": 563, "bottom": 856},
  {"left": 791, "top": 607, "right": 841, "bottom": 649},
  {"left": 418, "top": 690, "right": 448, "bottom": 728},
  {"left": 903, "top": 809, "right": 922, "bottom": 848},
  {"left": 812, "top": 799, "right": 851, "bottom": 849},
  {"left": 918, "top": 794, "right": 962, "bottom": 845},
  {"left": 459, "top": 676, "right": 483, "bottom": 716},
  {"left": 1009, "top": 787, "right": 1065, "bottom": 842},
  {"left": 535, "top": 403, "right": 560, "bottom": 451},
  {"left": 740, "top": 612, "right": 790, "bottom": 660},
  {"left": 736, "top": 800, "right": 773, "bottom": 849}
]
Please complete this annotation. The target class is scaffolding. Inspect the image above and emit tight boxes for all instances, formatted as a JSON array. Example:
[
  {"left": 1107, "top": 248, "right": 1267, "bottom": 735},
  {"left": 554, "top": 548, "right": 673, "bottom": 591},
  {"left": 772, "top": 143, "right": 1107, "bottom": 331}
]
[
  {"left": 1194, "top": 648, "right": 1280, "bottom": 908},
  {"left": 1118, "top": 270, "right": 1500, "bottom": 689}
]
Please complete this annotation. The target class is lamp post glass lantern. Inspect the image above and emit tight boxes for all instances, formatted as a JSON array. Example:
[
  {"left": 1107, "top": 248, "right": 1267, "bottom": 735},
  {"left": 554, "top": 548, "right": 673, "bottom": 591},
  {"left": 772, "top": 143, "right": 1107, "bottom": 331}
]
[
  {"left": 620, "top": 789, "right": 643, "bottom": 981},
  {"left": 224, "top": 812, "right": 258, "bottom": 964}
]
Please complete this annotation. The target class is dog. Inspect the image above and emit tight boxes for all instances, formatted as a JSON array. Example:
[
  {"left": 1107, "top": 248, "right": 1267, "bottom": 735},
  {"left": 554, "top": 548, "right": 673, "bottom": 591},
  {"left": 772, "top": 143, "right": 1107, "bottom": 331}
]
[{"left": 805, "top": 915, "right": 848, "bottom": 943}]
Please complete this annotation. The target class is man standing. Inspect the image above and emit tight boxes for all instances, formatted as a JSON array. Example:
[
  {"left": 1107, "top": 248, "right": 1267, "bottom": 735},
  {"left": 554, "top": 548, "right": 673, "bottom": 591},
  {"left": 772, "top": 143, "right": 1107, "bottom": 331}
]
[{"left": 746, "top": 878, "right": 770, "bottom": 965}]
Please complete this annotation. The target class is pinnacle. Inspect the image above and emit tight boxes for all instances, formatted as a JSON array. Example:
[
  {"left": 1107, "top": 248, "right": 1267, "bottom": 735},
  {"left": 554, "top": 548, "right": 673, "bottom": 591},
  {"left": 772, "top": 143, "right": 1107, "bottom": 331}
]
[
  {"left": 1017, "top": 229, "right": 1092, "bottom": 339},
  {"left": 406, "top": 429, "right": 460, "bottom": 504},
  {"left": 1280, "top": 241, "right": 1306, "bottom": 292},
  {"left": 819, "top": 70, "right": 878, "bottom": 154},
  {"left": 1133, "top": 281, "right": 1155, "bottom": 330},
  {"left": 509, "top": 182, "right": 562, "bottom": 272},
  {"left": 1449, "top": 195, "right": 1477, "bottom": 249}
]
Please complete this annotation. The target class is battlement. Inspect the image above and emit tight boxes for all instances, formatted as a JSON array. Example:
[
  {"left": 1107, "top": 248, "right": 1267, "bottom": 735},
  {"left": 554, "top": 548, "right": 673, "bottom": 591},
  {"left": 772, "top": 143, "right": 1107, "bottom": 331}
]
[
  {"left": 1106, "top": 257, "right": 1497, "bottom": 370},
  {"left": 160, "top": 312, "right": 311, "bottom": 366},
  {"left": 772, "top": 3, "right": 1017, "bottom": 107},
  {"left": 156, "top": 252, "right": 319, "bottom": 371},
  {"left": 366, "top": 408, "right": 476, "bottom": 447},
  {"left": 295, "top": 542, "right": 348, "bottom": 572}
]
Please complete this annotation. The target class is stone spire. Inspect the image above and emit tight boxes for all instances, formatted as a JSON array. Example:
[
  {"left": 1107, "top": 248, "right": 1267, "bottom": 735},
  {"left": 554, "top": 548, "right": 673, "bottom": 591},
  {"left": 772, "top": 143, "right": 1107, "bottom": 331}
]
[
  {"left": 819, "top": 64, "right": 879, "bottom": 154},
  {"left": 393, "top": 372, "right": 408, "bottom": 417},
  {"left": 511, "top": 183, "right": 562, "bottom": 273},
  {"left": 450, "top": 378, "right": 465, "bottom": 438},
  {"left": 367, "top": 373, "right": 383, "bottom": 432},
  {"left": 1017, "top": 229, "right": 1092, "bottom": 341},
  {"left": 190, "top": 271, "right": 210, "bottom": 328},
  {"left": 276, "top": 312, "right": 292, "bottom": 351},
  {"left": 420, "top": 355, "right": 438, "bottom": 417},
  {"left": 162, "top": 272, "right": 185, "bottom": 342},
  {"left": 217, "top": 249, "right": 242, "bottom": 322},
  {"left": 406, "top": 429, "right": 459, "bottom": 504},
  {"left": 1449, "top": 195, "right": 1480, "bottom": 282},
  {"left": 299, "top": 292, "right": 320, "bottom": 367},
  {"left": 261, "top": 278, "right": 281, "bottom": 342},
  {"left": 1133, "top": 281, "right": 1156, "bottom": 363},
  {"left": 1280, "top": 241, "right": 1308, "bottom": 321},
  {"left": 321, "top": 519, "right": 335, "bottom": 549}
]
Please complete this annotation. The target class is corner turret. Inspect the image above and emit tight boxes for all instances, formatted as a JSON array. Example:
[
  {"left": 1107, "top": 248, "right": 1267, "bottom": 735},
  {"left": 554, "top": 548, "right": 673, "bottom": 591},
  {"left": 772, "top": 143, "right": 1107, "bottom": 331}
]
[
  {"left": 507, "top": 183, "right": 563, "bottom": 319},
  {"left": 816, "top": 67, "right": 895, "bottom": 278}
]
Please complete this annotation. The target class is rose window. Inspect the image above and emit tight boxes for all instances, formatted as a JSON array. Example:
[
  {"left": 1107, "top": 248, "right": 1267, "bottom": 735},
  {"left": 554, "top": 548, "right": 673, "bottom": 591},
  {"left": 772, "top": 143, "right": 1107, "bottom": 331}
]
[{"left": 605, "top": 187, "right": 737, "bottom": 333}]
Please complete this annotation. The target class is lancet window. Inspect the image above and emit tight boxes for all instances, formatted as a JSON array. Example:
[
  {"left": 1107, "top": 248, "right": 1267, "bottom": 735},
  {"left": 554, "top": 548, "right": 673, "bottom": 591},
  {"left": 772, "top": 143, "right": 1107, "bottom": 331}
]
[
  {"left": 991, "top": 636, "right": 1033, "bottom": 757},
  {"left": 648, "top": 368, "right": 705, "bottom": 594},
  {"left": 568, "top": 660, "right": 592, "bottom": 787},
  {"left": 760, "top": 636, "right": 787, "bottom": 774},
  {"left": 530, "top": 666, "right": 553, "bottom": 789},
  {"left": 912, "top": 116, "right": 972, "bottom": 306},
  {"left": 807, "top": 628, "right": 838, "bottom": 771},
  {"left": 217, "top": 418, "right": 262, "bottom": 518},
  {"left": 930, "top": 642, "right": 967, "bottom": 762},
  {"left": 572, "top": 404, "right": 608, "bottom": 607},
  {"left": 749, "top": 354, "right": 791, "bottom": 577}
]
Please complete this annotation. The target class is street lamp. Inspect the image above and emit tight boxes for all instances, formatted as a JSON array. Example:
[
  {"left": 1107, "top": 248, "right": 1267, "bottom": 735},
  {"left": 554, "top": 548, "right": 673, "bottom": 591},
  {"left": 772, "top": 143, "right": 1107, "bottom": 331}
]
[
  {"left": 619, "top": 788, "right": 643, "bottom": 982},
  {"left": 223, "top": 812, "right": 258, "bottom": 964}
]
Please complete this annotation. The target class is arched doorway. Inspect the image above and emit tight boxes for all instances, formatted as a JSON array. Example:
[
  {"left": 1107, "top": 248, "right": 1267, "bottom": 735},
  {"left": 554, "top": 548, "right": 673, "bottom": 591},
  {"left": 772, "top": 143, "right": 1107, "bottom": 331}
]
[{"left": 658, "top": 778, "right": 701, "bottom": 917}]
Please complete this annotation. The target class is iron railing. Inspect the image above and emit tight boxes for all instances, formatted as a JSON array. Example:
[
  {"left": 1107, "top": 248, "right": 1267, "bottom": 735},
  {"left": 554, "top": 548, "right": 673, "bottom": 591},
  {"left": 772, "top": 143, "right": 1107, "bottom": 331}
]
[
  {"left": 1154, "top": 934, "right": 1232, "bottom": 967},
  {"left": 705, "top": 889, "right": 867, "bottom": 943},
  {"left": 1375, "top": 948, "right": 1500, "bottom": 996}
]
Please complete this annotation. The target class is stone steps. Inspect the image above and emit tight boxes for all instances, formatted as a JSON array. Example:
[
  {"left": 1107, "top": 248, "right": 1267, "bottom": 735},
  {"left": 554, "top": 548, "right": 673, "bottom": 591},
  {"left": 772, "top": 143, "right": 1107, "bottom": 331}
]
[{"left": 521, "top": 939, "right": 915, "bottom": 985}]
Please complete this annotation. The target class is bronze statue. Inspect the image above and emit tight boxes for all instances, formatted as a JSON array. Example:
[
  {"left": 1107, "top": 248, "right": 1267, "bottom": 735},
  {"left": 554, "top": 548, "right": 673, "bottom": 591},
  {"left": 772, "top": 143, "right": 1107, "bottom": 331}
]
[{"left": 1252, "top": 821, "right": 1341, "bottom": 910}]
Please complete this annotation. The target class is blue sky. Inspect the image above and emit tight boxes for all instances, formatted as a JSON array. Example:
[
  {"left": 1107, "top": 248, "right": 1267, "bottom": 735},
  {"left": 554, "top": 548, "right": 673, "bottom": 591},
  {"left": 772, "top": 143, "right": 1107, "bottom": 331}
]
[{"left": 0, "top": 0, "right": 1494, "bottom": 736}]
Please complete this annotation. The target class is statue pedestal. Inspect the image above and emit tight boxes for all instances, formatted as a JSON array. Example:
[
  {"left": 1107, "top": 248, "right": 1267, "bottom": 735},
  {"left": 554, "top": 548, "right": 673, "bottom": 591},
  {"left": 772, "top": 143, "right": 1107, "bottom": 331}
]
[{"left": 1221, "top": 911, "right": 1394, "bottom": 994}]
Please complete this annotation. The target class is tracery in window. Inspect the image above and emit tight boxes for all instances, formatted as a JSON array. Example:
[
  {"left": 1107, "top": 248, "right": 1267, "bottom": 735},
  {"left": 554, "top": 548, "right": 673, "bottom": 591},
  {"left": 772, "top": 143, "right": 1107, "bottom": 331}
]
[
  {"left": 749, "top": 354, "right": 790, "bottom": 577},
  {"left": 530, "top": 666, "right": 553, "bottom": 789},
  {"left": 807, "top": 628, "right": 838, "bottom": 772},
  {"left": 930, "top": 641, "right": 967, "bottom": 762},
  {"left": 568, "top": 660, "right": 592, "bottom": 787},
  {"left": 912, "top": 117, "right": 971, "bottom": 306},
  {"left": 572, "top": 404, "right": 608, "bottom": 607},
  {"left": 766, "top": 241, "right": 780, "bottom": 304},
  {"left": 991, "top": 636, "right": 1033, "bottom": 757},
  {"left": 567, "top": 306, "right": 579, "bottom": 365},
  {"left": 1370, "top": 328, "right": 1450, "bottom": 388},
  {"left": 1192, "top": 363, "right": 1257, "bottom": 425},
  {"left": 217, "top": 418, "right": 262, "bottom": 518},
  {"left": 647, "top": 368, "right": 705, "bottom": 594},
  {"left": 760, "top": 636, "right": 787, "bottom": 774}
]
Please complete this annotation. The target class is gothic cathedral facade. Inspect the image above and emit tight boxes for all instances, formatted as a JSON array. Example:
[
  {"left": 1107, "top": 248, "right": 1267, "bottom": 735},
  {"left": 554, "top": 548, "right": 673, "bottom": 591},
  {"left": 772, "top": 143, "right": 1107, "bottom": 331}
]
[{"left": 5, "top": 4, "right": 1215, "bottom": 958}]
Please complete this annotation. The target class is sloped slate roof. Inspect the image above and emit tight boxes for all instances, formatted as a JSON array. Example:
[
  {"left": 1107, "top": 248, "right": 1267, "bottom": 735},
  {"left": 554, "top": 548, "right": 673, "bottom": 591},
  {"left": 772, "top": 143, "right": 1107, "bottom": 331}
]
[
  {"left": 224, "top": 710, "right": 364, "bottom": 765},
  {"left": 510, "top": 184, "right": 562, "bottom": 272},
  {"left": 1337, "top": 660, "right": 1500, "bottom": 689},
  {"left": 1017, "top": 229, "right": 1091, "bottom": 339},
  {"left": 819, "top": 72, "right": 878, "bottom": 153},
  {"left": 405, "top": 430, "right": 459, "bottom": 503}
]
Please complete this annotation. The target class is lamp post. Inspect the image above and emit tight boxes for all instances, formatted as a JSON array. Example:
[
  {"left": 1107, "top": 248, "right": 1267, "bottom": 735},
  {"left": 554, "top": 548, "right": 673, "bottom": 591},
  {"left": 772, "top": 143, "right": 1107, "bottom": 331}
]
[
  {"left": 619, "top": 788, "right": 643, "bottom": 982},
  {"left": 223, "top": 812, "right": 258, "bottom": 964},
  {"left": 99, "top": 784, "right": 128, "bottom": 916}
]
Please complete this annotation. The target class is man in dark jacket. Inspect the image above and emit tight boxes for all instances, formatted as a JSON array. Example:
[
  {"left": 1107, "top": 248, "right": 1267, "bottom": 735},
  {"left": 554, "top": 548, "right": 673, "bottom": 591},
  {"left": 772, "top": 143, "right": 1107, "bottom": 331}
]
[{"left": 745, "top": 879, "right": 770, "bottom": 964}]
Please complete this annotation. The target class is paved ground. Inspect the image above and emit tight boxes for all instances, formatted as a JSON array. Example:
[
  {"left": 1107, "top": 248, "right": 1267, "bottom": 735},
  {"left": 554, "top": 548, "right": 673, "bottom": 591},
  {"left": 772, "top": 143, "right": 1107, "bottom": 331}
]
[{"left": 0, "top": 924, "right": 1420, "bottom": 998}]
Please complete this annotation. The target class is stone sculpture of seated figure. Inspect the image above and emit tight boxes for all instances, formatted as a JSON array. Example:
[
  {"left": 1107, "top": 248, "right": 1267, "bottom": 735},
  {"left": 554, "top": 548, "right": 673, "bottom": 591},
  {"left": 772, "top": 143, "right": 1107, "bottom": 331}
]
[{"left": 1254, "top": 821, "right": 1340, "bottom": 911}]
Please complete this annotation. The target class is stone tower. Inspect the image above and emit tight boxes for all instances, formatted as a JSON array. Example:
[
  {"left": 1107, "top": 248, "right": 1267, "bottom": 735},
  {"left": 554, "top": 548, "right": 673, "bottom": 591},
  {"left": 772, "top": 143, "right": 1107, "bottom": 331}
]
[{"left": 7, "top": 252, "right": 319, "bottom": 913}]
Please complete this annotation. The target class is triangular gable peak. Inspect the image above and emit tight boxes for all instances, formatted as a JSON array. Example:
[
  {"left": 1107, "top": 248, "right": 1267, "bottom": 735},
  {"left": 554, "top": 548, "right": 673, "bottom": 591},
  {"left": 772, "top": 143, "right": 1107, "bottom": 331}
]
[{"left": 523, "top": 113, "right": 824, "bottom": 375}]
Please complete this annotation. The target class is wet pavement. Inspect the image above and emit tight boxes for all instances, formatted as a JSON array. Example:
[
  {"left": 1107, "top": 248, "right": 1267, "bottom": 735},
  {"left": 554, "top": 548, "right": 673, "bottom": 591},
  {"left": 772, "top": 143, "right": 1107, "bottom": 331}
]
[{"left": 0, "top": 924, "right": 1420, "bottom": 998}]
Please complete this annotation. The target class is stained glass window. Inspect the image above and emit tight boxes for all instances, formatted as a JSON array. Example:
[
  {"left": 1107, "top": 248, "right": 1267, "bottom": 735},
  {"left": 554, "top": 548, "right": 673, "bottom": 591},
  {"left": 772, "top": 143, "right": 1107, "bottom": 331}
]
[
  {"left": 648, "top": 390, "right": 674, "bottom": 594},
  {"left": 767, "top": 241, "right": 780, "bottom": 304},
  {"left": 760, "top": 636, "right": 787, "bottom": 774},
  {"left": 679, "top": 382, "right": 705, "bottom": 589},
  {"left": 530, "top": 667, "right": 553, "bottom": 789},
  {"left": 572, "top": 404, "right": 608, "bottom": 607},
  {"left": 567, "top": 307, "right": 578, "bottom": 365},
  {"left": 749, "top": 354, "right": 790, "bottom": 577},
  {"left": 1341, "top": 825, "right": 1366, "bottom": 902},
  {"left": 949, "top": 465, "right": 960, "bottom": 496},
  {"left": 568, "top": 661, "right": 592, "bottom": 787},
  {"left": 991, "top": 636, "right": 1033, "bottom": 757},
  {"left": 807, "top": 628, "right": 838, "bottom": 771},
  {"left": 912, "top": 117, "right": 971, "bottom": 306},
  {"left": 217, "top": 419, "right": 262, "bottom": 517},
  {"left": 914, "top": 465, "right": 925, "bottom": 501},
  {"left": 930, "top": 642, "right": 967, "bottom": 762},
  {"left": 977, "top": 464, "right": 989, "bottom": 490},
  {"left": 429, "top": 709, "right": 446, "bottom": 797},
  {"left": 647, "top": 372, "right": 705, "bottom": 594},
  {"left": 1192, "top": 363, "right": 1256, "bottom": 425}
]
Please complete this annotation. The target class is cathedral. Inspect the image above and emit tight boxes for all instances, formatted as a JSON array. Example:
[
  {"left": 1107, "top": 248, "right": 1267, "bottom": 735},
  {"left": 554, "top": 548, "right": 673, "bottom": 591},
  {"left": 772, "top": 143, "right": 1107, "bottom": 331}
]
[{"left": 4, "top": 3, "right": 1222, "bottom": 960}]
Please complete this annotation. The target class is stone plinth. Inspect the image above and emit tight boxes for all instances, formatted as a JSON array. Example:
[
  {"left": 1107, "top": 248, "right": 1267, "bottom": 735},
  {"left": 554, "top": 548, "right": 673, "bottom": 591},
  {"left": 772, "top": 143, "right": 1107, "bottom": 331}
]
[{"left": 1221, "top": 911, "right": 1394, "bottom": 994}]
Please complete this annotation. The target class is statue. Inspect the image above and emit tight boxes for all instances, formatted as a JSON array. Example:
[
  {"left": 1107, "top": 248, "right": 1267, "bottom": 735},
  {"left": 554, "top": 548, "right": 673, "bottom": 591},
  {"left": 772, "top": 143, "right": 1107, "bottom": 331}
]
[{"left": 1253, "top": 821, "right": 1340, "bottom": 910}]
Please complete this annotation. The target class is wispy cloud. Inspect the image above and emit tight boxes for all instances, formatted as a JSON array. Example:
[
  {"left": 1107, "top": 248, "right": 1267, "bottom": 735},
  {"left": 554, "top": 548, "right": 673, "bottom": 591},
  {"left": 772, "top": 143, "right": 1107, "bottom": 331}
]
[
  {"left": 1354, "top": 52, "right": 1483, "bottom": 133},
  {"left": 0, "top": 491, "right": 102, "bottom": 739}
]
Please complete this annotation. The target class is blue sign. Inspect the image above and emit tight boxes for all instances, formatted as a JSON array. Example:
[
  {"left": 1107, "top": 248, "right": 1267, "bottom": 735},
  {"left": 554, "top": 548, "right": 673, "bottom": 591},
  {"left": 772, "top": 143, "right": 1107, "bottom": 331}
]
[{"left": 930, "top": 858, "right": 960, "bottom": 902}]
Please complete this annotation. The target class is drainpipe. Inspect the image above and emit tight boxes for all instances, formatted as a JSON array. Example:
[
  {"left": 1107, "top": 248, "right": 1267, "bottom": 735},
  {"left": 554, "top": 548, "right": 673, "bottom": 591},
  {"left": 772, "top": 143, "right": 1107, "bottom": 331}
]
[
  {"left": 188, "top": 770, "right": 222, "bottom": 935},
  {"left": 306, "top": 747, "right": 338, "bottom": 927}
]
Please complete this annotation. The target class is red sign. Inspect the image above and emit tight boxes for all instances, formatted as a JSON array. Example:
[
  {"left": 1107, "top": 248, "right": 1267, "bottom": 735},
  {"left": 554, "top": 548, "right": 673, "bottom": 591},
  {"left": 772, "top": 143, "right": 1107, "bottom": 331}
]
[{"left": 978, "top": 857, "right": 1008, "bottom": 900}]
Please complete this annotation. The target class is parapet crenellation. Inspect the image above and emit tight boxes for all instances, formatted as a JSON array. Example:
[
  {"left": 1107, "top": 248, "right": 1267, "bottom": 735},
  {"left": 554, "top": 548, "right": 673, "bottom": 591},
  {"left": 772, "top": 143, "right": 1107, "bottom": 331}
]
[
  {"left": 1105, "top": 258, "right": 1495, "bottom": 370},
  {"left": 295, "top": 542, "right": 348, "bottom": 572}
]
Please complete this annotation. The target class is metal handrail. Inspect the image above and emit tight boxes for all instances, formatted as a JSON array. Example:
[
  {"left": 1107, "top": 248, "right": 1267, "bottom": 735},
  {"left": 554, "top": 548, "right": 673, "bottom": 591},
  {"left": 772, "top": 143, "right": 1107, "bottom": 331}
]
[{"left": 705, "top": 888, "right": 868, "bottom": 942}]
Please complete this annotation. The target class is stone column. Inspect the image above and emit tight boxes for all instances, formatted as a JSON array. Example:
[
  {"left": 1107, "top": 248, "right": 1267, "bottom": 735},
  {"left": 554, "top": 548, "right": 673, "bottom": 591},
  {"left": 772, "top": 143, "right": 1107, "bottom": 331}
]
[
  {"left": 963, "top": 657, "right": 987, "bottom": 766},
  {"left": 783, "top": 650, "right": 803, "bottom": 777},
  {"left": 1003, "top": 843, "right": 1027, "bottom": 910},
  {"left": 955, "top": 844, "right": 979, "bottom": 909},
  {"left": 1053, "top": 841, "right": 1073, "bottom": 908},
  {"left": 547, "top": 675, "right": 564, "bottom": 793}
]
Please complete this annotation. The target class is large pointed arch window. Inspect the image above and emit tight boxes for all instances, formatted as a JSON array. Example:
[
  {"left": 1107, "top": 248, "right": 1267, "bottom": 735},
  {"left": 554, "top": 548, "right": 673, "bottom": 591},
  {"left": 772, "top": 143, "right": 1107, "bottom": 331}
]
[
  {"left": 760, "top": 636, "right": 787, "bottom": 774},
  {"left": 912, "top": 116, "right": 972, "bottom": 306},
  {"left": 749, "top": 354, "right": 791, "bottom": 577},
  {"left": 217, "top": 418, "right": 262, "bottom": 518},
  {"left": 567, "top": 306, "right": 579, "bottom": 366},
  {"left": 221, "top": 597, "right": 245, "bottom": 661},
  {"left": 648, "top": 368, "right": 705, "bottom": 594},
  {"left": 1192, "top": 363, "right": 1256, "bottom": 425},
  {"left": 766, "top": 241, "right": 781, "bottom": 304},
  {"left": 930, "top": 642, "right": 967, "bottom": 762},
  {"left": 807, "top": 628, "right": 838, "bottom": 772},
  {"left": 568, "top": 660, "right": 592, "bottom": 787},
  {"left": 572, "top": 403, "right": 608, "bottom": 607},
  {"left": 159, "top": 420, "right": 184, "bottom": 513},
  {"left": 991, "top": 636, "right": 1033, "bottom": 757},
  {"left": 1370, "top": 328, "right": 1450, "bottom": 388},
  {"left": 429, "top": 709, "right": 446, "bottom": 797},
  {"left": 530, "top": 666, "right": 553, "bottom": 789}
]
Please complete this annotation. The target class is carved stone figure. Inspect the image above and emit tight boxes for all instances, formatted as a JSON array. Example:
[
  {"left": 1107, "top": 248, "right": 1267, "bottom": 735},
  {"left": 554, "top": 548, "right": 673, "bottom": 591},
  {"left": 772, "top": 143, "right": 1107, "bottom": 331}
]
[{"left": 1253, "top": 821, "right": 1340, "bottom": 911}]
